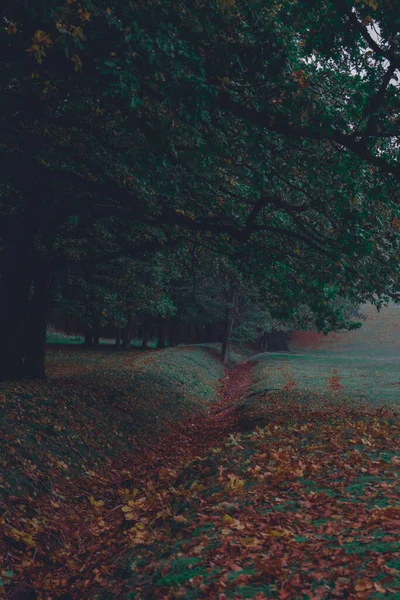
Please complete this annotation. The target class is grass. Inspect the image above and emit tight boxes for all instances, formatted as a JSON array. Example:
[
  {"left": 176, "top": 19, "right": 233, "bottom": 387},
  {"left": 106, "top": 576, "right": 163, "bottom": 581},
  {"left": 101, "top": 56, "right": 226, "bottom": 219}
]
[
  {"left": 98, "top": 304, "right": 400, "bottom": 599},
  {"left": 250, "top": 303, "right": 400, "bottom": 407},
  {"left": 2, "top": 308, "right": 400, "bottom": 599},
  {"left": 46, "top": 325, "right": 83, "bottom": 344},
  {"left": 0, "top": 346, "right": 224, "bottom": 503}
]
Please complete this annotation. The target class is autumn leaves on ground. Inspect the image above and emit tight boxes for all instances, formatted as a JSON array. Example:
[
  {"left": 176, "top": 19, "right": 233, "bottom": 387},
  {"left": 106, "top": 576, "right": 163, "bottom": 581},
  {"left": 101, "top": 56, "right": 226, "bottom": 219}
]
[{"left": 1, "top": 309, "right": 400, "bottom": 599}]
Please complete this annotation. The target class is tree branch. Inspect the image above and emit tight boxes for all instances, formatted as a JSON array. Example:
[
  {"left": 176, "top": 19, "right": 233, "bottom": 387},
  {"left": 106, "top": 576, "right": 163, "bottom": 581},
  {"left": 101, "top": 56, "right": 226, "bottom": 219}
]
[
  {"left": 217, "top": 90, "right": 400, "bottom": 181},
  {"left": 53, "top": 238, "right": 165, "bottom": 269},
  {"left": 359, "top": 63, "right": 397, "bottom": 145},
  {"left": 333, "top": 0, "right": 400, "bottom": 70}
]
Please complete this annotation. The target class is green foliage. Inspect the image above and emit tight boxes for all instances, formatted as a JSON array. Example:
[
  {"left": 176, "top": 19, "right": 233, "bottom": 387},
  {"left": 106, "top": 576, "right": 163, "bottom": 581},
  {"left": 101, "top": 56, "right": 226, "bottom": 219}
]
[
  {"left": 2, "top": 0, "right": 400, "bottom": 307},
  {"left": 2, "top": 0, "right": 400, "bottom": 380}
]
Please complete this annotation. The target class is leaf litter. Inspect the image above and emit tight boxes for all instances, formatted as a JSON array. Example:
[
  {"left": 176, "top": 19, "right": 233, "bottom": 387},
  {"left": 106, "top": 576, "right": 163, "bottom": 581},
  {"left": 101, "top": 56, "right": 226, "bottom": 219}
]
[{"left": 0, "top": 349, "right": 399, "bottom": 599}]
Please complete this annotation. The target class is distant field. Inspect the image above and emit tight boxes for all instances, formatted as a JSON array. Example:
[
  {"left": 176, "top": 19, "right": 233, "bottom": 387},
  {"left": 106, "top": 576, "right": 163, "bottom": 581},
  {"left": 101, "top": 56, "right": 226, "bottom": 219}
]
[{"left": 251, "top": 303, "right": 400, "bottom": 407}]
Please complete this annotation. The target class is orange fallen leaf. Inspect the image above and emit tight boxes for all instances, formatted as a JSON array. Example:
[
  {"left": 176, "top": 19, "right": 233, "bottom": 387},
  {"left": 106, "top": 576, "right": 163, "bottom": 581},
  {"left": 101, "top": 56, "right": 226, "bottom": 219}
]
[{"left": 355, "top": 578, "right": 374, "bottom": 592}]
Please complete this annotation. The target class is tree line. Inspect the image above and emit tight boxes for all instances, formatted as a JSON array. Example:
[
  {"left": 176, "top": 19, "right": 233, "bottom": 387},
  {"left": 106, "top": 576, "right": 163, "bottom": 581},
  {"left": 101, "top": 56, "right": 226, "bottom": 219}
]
[
  {"left": 1, "top": 0, "right": 400, "bottom": 379},
  {"left": 50, "top": 248, "right": 365, "bottom": 361}
]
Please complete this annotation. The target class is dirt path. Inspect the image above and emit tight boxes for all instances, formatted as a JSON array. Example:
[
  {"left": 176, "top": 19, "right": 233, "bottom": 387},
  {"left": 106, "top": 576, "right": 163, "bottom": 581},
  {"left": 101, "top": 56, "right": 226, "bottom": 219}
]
[{"left": 112, "top": 360, "right": 254, "bottom": 483}]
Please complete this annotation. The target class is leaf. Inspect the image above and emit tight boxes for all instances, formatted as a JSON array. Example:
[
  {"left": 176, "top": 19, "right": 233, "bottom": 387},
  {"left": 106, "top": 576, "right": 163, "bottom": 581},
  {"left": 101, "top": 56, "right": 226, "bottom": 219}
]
[
  {"left": 226, "top": 474, "right": 245, "bottom": 491},
  {"left": 355, "top": 578, "right": 374, "bottom": 592},
  {"left": 71, "top": 55, "right": 83, "bottom": 72},
  {"left": 267, "top": 529, "right": 285, "bottom": 537},
  {"left": 124, "top": 512, "right": 136, "bottom": 520},
  {"left": 1, "top": 571, "right": 14, "bottom": 579},
  {"left": 89, "top": 496, "right": 105, "bottom": 508},
  {"left": 255, "top": 557, "right": 283, "bottom": 578},
  {"left": 173, "top": 515, "right": 188, "bottom": 523},
  {"left": 7, "top": 23, "right": 17, "bottom": 34}
]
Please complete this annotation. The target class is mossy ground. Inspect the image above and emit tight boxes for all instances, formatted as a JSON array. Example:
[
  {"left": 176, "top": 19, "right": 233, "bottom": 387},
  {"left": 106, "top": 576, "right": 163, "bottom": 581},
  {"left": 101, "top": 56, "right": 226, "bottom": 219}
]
[{"left": 0, "top": 346, "right": 224, "bottom": 503}]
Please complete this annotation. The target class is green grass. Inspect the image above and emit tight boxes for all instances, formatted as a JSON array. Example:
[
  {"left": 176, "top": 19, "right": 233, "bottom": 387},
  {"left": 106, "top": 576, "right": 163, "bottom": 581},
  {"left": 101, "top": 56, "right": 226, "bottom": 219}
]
[
  {"left": 46, "top": 327, "right": 83, "bottom": 344},
  {"left": 45, "top": 333, "right": 159, "bottom": 347},
  {"left": 250, "top": 303, "right": 400, "bottom": 407}
]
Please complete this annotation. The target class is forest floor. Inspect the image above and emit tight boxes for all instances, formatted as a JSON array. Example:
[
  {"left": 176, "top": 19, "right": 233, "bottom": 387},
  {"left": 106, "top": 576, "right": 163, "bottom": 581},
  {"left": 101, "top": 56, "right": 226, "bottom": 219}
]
[{"left": 1, "top": 308, "right": 400, "bottom": 599}]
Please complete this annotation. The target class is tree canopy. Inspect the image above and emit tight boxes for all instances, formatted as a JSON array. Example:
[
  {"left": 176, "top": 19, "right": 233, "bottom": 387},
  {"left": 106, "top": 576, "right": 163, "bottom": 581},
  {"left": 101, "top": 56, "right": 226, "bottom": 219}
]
[{"left": 1, "top": 0, "right": 400, "bottom": 377}]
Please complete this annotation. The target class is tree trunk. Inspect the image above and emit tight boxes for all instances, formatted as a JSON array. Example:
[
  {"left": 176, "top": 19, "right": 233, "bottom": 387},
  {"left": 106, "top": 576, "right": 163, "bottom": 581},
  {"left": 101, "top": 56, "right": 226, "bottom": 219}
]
[
  {"left": 168, "top": 314, "right": 181, "bottom": 346},
  {"left": 221, "top": 289, "right": 238, "bottom": 364},
  {"left": 195, "top": 326, "right": 204, "bottom": 344},
  {"left": 122, "top": 308, "right": 133, "bottom": 349},
  {"left": 167, "top": 318, "right": 176, "bottom": 347},
  {"left": 267, "top": 330, "right": 289, "bottom": 352},
  {"left": 23, "top": 265, "right": 53, "bottom": 379},
  {"left": 0, "top": 217, "right": 36, "bottom": 381},
  {"left": 157, "top": 321, "right": 166, "bottom": 349},
  {"left": 84, "top": 326, "right": 94, "bottom": 348},
  {"left": 258, "top": 334, "right": 264, "bottom": 351},
  {"left": 258, "top": 333, "right": 268, "bottom": 352},
  {"left": 205, "top": 324, "right": 215, "bottom": 343},
  {"left": 141, "top": 317, "right": 150, "bottom": 349},
  {"left": 93, "top": 330, "right": 100, "bottom": 347},
  {"left": 221, "top": 320, "right": 233, "bottom": 364},
  {"left": 115, "top": 328, "right": 122, "bottom": 349},
  {"left": 175, "top": 325, "right": 182, "bottom": 347}
]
